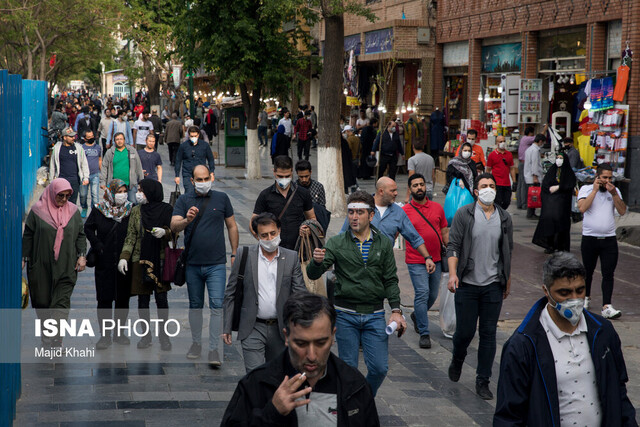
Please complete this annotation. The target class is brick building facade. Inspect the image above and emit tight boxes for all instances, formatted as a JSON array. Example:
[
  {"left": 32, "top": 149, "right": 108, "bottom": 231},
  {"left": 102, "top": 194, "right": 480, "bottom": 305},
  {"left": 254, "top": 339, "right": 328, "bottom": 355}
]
[
  {"left": 316, "top": 0, "right": 436, "bottom": 121},
  {"left": 435, "top": 0, "right": 640, "bottom": 206}
]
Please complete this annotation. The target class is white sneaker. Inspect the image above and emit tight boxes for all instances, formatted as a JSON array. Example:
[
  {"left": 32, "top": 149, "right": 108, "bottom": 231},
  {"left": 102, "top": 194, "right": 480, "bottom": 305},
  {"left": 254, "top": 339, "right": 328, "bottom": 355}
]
[
  {"left": 584, "top": 296, "right": 591, "bottom": 310},
  {"left": 602, "top": 305, "right": 622, "bottom": 319}
]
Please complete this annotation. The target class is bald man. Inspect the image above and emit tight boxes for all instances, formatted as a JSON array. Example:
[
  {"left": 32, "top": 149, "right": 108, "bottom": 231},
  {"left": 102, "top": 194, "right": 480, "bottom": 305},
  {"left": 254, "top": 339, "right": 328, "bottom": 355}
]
[{"left": 341, "top": 177, "right": 436, "bottom": 273}]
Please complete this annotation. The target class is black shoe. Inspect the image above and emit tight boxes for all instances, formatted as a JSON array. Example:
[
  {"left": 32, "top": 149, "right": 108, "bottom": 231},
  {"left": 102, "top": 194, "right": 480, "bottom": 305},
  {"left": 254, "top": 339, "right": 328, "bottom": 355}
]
[
  {"left": 448, "top": 358, "right": 463, "bottom": 382},
  {"left": 526, "top": 214, "right": 539, "bottom": 220},
  {"left": 187, "top": 342, "right": 202, "bottom": 359},
  {"left": 137, "top": 335, "right": 152, "bottom": 349},
  {"left": 208, "top": 350, "right": 221, "bottom": 368},
  {"left": 160, "top": 336, "right": 172, "bottom": 351},
  {"left": 96, "top": 336, "right": 112, "bottom": 350},
  {"left": 410, "top": 312, "right": 419, "bottom": 334},
  {"left": 113, "top": 335, "right": 130, "bottom": 345},
  {"left": 419, "top": 335, "right": 431, "bottom": 349},
  {"left": 476, "top": 380, "right": 493, "bottom": 400}
]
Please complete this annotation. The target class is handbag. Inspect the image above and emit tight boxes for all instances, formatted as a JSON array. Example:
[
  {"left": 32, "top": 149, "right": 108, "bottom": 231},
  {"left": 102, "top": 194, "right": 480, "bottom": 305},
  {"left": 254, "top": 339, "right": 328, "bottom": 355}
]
[
  {"left": 527, "top": 184, "right": 542, "bottom": 209},
  {"left": 298, "top": 233, "right": 327, "bottom": 296},
  {"left": 163, "top": 238, "right": 182, "bottom": 282},
  {"left": 444, "top": 178, "right": 474, "bottom": 226},
  {"left": 409, "top": 203, "right": 449, "bottom": 273},
  {"left": 173, "top": 196, "right": 211, "bottom": 286},
  {"left": 231, "top": 246, "right": 249, "bottom": 332},
  {"left": 169, "top": 184, "right": 181, "bottom": 207}
]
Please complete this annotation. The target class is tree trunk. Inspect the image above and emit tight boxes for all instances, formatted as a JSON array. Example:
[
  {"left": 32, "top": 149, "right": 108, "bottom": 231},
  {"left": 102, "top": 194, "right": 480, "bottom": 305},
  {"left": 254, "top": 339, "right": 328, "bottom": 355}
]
[
  {"left": 142, "top": 54, "right": 161, "bottom": 106},
  {"left": 241, "top": 83, "right": 262, "bottom": 179},
  {"left": 317, "top": 12, "right": 346, "bottom": 216}
]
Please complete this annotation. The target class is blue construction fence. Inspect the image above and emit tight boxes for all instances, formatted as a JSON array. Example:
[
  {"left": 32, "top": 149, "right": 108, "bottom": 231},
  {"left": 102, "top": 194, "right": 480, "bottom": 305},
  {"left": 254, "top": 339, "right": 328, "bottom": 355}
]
[{"left": 0, "top": 69, "right": 49, "bottom": 427}]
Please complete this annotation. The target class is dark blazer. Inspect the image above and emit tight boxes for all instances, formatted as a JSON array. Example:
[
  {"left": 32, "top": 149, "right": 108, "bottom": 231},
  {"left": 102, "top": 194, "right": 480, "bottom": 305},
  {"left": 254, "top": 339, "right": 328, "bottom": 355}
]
[
  {"left": 223, "top": 245, "right": 307, "bottom": 341},
  {"left": 77, "top": 115, "right": 98, "bottom": 138}
]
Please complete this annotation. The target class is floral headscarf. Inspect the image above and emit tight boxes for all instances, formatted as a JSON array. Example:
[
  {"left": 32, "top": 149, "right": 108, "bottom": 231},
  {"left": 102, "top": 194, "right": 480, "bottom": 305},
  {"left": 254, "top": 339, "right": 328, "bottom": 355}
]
[{"left": 95, "top": 179, "right": 132, "bottom": 222}]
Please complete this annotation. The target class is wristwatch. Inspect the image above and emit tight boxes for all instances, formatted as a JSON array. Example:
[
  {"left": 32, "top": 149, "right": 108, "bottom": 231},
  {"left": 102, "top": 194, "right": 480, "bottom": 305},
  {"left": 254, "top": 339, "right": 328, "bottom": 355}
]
[
  {"left": 391, "top": 308, "right": 403, "bottom": 315},
  {"left": 424, "top": 255, "right": 433, "bottom": 261}
]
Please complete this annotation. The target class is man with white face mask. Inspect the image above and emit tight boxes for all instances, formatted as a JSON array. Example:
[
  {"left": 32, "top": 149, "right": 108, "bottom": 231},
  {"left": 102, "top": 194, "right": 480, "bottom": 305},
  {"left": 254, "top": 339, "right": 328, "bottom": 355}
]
[
  {"left": 252, "top": 155, "right": 316, "bottom": 250},
  {"left": 222, "top": 213, "right": 307, "bottom": 373},
  {"left": 174, "top": 126, "right": 215, "bottom": 194},
  {"left": 171, "top": 165, "right": 239, "bottom": 366},
  {"left": 495, "top": 252, "right": 636, "bottom": 426},
  {"left": 486, "top": 135, "right": 516, "bottom": 210},
  {"left": 446, "top": 173, "right": 513, "bottom": 400}
]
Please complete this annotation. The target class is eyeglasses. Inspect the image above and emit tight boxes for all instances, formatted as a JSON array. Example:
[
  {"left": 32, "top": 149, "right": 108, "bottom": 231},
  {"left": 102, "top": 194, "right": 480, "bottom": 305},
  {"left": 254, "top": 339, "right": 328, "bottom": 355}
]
[{"left": 55, "top": 193, "right": 71, "bottom": 200}]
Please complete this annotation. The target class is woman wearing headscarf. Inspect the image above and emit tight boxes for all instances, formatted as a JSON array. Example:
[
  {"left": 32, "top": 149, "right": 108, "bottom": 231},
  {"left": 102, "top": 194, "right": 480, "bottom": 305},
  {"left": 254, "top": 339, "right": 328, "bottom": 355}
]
[
  {"left": 444, "top": 142, "right": 477, "bottom": 194},
  {"left": 533, "top": 151, "right": 577, "bottom": 253},
  {"left": 119, "top": 179, "right": 174, "bottom": 350},
  {"left": 271, "top": 124, "right": 290, "bottom": 163},
  {"left": 84, "top": 179, "right": 133, "bottom": 350},
  {"left": 22, "top": 178, "right": 87, "bottom": 347}
]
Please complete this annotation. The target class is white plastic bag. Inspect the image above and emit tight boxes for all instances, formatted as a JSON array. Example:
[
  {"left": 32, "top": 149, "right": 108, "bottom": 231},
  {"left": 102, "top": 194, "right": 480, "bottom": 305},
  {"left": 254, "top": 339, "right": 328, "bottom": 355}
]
[{"left": 439, "top": 272, "right": 456, "bottom": 339}]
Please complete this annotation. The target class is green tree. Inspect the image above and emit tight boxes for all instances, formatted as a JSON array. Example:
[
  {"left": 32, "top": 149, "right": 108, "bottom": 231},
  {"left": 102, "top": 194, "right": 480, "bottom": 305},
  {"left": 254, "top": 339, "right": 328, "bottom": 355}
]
[
  {"left": 0, "top": 0, "right": 121, "bottom": 96},
  {"left": 173, "top": 0, "right": 315, "bottom": 179}
]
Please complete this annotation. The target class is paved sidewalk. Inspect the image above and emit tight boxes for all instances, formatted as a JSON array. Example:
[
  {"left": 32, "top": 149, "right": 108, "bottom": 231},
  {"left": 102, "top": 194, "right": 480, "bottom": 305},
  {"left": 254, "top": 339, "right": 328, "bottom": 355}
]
[{"left": 15, "top": 138, "right": 640, "bottom": 426}]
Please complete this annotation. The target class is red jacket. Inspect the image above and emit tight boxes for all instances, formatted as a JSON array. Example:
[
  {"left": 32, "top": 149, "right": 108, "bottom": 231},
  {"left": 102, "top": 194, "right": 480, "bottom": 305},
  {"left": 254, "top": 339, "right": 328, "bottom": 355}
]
[{"left": 294, "top": 118, "right": 312, "bottom": 141}]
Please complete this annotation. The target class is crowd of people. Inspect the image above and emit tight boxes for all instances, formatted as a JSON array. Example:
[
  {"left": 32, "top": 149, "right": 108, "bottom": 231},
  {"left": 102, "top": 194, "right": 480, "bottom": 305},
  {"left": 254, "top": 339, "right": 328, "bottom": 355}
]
[{"left": 23, "top": 93, "right": 636, "bottom": 425}]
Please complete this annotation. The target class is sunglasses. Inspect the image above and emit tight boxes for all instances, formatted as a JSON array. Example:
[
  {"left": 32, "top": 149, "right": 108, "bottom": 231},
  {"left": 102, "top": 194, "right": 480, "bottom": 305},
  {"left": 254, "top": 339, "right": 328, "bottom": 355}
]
[{"left": 56, "top": 193, "right": 72, "bottom": 200}]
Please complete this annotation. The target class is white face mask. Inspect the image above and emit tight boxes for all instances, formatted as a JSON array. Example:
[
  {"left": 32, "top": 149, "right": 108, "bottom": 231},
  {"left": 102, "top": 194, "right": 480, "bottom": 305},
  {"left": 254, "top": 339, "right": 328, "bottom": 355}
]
[
  {"left": 498, "top": 142, "right": 506, "bottom": 150},
  {"left": 556, "top": 158, "right": 564, "bottom": 168},
  {"left": 467, "top": 140, "right": 475, "bottom": 146},
  {"left": 135, "top": 192, "right": 147, "bottom": 204},
  {"left": 388, "top": 127, "right": 396, "bottom": 133},
  {"left": 461, "top": 151, "right": 471, "bottom": 159},
  {"left": 477, "top": 187, "right": 496, "bottom": 205},
  {"left": 194, "top": 181, "right": 211, "bottom": 194},
  {"left": 190, "top": 136, "right": 198, "bottom": 144},
  {"left": 545, "top": 287, "right": 584, "bottom": 326},
  {"left": 276, "top": 177, "right": 292, "bottom": 189},
  {"left": 259, "top": 235, "right": 281, "bottom": 253},
  {"left": 114, "top": 193, "right": 128, "bottom": 206}
]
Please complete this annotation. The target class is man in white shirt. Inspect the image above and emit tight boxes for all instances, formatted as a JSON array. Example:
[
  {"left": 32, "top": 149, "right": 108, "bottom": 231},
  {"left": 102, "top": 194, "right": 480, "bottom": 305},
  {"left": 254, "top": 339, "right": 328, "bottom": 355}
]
[
  {"left": 132, "top": 109, "right": 153, "bottom": 147},
  {"left": 495, "top": 252, "right": 636, "bottom": 426},
  {"left": 523, "top": 134, "right": 545, "bottom": 219},
  {"left": 278, "top": 110, "right": 293, "bottom": 138},
  {"left": 577, "top": 163, "right": 626, "bottom": 319},
  {"left": 223, "top": 213, "right": 307, "bottom": 373}
]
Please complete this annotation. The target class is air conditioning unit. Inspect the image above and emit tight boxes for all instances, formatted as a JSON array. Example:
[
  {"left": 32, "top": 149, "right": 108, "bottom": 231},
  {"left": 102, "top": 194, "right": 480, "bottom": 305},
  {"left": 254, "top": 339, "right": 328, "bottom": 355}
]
[{"left": 417, "top": 28, "right": 430, "bottom": 44}]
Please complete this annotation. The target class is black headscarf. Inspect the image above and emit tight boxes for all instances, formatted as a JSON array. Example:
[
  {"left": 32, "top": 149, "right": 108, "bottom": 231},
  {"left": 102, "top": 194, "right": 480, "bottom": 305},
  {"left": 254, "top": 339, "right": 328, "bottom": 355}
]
[{"left": 138, "top": 179, "right": 173, "bottom": 288}]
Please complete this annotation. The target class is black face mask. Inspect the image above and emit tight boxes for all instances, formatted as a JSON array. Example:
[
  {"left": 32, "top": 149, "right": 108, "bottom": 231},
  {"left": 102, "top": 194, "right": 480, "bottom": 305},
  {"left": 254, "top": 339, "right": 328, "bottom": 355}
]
[
  {"left": 599, "top": 184, "right": 608, "bottom": 192},
  {"left": 85, "top": 138, "right": 95, "bottom": 144}
]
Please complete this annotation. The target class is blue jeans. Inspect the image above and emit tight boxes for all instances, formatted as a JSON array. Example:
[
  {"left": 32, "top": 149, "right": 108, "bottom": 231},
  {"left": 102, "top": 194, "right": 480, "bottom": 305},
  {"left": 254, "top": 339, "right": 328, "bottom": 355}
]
[
  {"left": 186, "top": 264, "right": 226, "bottom": 351},
  {"left": 258, "top": 125, "right": 268, "bottom": 145},
  {"left": 127, "top": 184, "right": 137, "bottom": 204},
  {"left": 452, "top": 282, "right": 503, "bottom": 382},
  {"left": 79, "top": 173, "right": 100, "bottom": 209},
  {"left": 335, "top": 311, "right": 388, "bottom": 396},
  {"left": 407, "top": 262, "right": 441, "bottom": 335}
]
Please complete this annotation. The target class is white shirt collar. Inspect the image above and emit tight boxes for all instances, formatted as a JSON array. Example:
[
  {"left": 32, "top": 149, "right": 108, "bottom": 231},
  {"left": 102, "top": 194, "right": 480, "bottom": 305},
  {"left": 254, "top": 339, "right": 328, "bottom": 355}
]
[
  {"left": 540, "top": 304, "right": 588, "bottom": 341},
  {"left": 258, "top": 247, "right": 280, "bottom": 261}
]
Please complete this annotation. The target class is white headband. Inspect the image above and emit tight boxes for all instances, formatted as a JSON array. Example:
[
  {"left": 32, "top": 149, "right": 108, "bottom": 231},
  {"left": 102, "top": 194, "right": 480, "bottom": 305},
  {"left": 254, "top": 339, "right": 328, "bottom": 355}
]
[{"left": 347, "top": 203, "right": 372, "bottom": 210}]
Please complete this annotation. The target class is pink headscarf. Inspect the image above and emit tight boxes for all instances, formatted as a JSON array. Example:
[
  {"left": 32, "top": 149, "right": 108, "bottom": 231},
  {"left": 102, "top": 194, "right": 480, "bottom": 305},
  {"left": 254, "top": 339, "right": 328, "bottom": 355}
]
[{"left": 31, "top": 178, "right": 78, "bottom": 260}]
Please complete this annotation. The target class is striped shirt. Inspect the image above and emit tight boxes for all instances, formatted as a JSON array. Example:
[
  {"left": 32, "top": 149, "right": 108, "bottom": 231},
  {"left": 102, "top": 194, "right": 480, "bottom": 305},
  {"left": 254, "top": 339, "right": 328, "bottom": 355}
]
[{"left": 351, "top": 231, "right": 373, "bottom": 264}]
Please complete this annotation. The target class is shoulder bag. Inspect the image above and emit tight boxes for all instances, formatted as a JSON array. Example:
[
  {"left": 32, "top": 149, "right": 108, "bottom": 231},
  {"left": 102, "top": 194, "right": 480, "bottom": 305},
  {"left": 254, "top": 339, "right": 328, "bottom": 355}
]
[
  {"left": 278, "top": 185, "right": 298, "bottom": 220},
  {"left": 172, "top": 196, "right": 211, "bottom": 286},
  {"left": 410, "top": 203, "right": 449, "bottom": 273},
  {"left": 231, "top": 246, "right": 249, "bottom": 332}
]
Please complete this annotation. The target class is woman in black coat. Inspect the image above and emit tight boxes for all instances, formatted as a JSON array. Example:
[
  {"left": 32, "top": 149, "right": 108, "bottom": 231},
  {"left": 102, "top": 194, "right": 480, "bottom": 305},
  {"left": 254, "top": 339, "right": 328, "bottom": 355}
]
[
  {"left": 84, "top": 179, "right": 133, "bottom": 349},
  {"left": 532, "top": 151, "right": 577, "bottom": 253}
]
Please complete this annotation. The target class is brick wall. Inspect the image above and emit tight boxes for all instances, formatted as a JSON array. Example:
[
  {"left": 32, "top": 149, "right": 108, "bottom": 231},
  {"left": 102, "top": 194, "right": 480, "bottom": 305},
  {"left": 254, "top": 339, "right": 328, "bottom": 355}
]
[
  {"left": 433, "top": 44, "right": 444, "bottom": 111},
  {"left": 467, "top": 39, "right": 482, "bottom": 120},
  {"left": 587, "top": 22, "right": 607, "bottom": 72},
  {"left": 344, "top": 0, "right": 426, "bottom": 30}
]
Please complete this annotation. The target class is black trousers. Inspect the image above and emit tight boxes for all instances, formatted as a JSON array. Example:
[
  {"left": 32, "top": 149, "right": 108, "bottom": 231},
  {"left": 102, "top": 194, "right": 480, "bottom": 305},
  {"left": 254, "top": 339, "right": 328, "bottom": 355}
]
[
  {"left": 101, "top": 138, "right": 108, "bottom": 156},
  {"left": 526, "top": 184, "right": 538, "bottom": 217},
  {"left": 297, "top": 138, "right": 310, "bottom": 160},
  {"left": 581, "top": 236, "right": 618, "bottom": 305},
  {"left": 168, "top": 142, "right": 180, "bottom": 165},
  {"left": 453, "top": 282, "right": 503, "bottom": 382},
  {"left": 97, "top": 291, "right": 130, "bottom": 338},
  {"left": 138, "top": 290, "right": 169, "bottom": 338},
  {"left": 495, "top": 185, "right": 512, "bottom": 210},
  {"left": 378, "top": 154, "right": 398, "bottom": 180}
]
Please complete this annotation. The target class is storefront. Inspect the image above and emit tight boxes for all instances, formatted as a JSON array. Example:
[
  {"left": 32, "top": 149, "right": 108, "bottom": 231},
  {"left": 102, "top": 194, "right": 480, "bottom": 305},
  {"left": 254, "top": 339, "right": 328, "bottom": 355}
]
[{"left": 442, "top": 41, "right": 469, "bottom": 139}]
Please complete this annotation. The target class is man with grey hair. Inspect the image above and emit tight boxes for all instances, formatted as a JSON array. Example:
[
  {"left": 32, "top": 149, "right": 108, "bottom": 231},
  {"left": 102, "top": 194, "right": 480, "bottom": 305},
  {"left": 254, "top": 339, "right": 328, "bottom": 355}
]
[
  {"left": 494, "top": 252, "right": 636, "bottom": 426},
  {"left": 222, "top": 293, "right": 379, "bottom": 426}
]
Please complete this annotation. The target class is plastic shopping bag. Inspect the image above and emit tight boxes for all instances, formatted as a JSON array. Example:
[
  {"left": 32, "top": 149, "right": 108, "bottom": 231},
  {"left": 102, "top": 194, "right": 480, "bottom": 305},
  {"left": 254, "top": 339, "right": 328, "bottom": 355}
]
[
  {"left": 438, "top": 273, "right": 456, "bottom": 339},
  {"left": 444, "top": 178, "right": 474, "bottom": 226}
]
